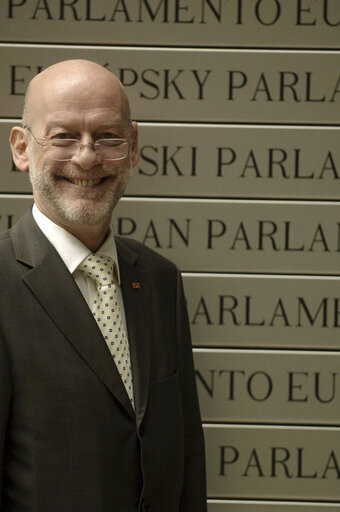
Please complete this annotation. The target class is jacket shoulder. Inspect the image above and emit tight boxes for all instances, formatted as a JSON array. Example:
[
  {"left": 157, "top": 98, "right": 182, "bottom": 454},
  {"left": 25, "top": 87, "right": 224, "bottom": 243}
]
[{"left": 115, "top": 235, "right": 179, "bottom": 273}]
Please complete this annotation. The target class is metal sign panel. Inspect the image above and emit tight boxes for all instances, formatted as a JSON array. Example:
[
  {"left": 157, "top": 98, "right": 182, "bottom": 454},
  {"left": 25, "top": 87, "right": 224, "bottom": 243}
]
[
  {"left": 194, "top": 349, "right": 340, "bottom": 424},
  {"left": 1, "top": 0, "right": 339, "bottom": 48},
  {"left": 1, "top": 45, "right": 339, "bottom": 123},
  {"left": 113, "top": 199, "right": 340, "bottom": 274},
  {"left": 184, "top": 274, "right": 340, "bottom": 349},
  {"left": 208, "top": 501, "right": 340, "bottom": 511},
  {"left": 204, "top": 425, "right": 340, "bottom": 499},
  {"left": 2, "top": 120, "right": 339, "bottom": 199},
  {"left": 131, "top": 124, "right": 340, "bottom": 200},
  {"left": 0, "top": 121, "right": 32, "bottom": 194},
  {"left": 1, "top": 197, "right": 340, "bottom": 274},
  {"left": 0, "top": 196, "right": 33, "bottom": 231}
]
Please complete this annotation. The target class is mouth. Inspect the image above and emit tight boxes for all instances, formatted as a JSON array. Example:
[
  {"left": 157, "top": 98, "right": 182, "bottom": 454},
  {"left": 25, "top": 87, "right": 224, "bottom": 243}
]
[{"left": 64, "top": 177, "right": 105, "bottom": 187}]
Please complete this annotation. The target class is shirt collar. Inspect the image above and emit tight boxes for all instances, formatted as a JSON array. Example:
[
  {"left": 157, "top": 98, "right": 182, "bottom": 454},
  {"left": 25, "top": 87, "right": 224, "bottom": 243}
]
[{"left": 32, "top": 204, "right": 121, "bottom": 285}]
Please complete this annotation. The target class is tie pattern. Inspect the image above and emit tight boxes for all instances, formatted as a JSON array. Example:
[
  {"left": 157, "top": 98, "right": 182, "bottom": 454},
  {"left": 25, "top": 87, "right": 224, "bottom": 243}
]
[{"left": 78, "top": 253, "right": 134, "bottom": 407}]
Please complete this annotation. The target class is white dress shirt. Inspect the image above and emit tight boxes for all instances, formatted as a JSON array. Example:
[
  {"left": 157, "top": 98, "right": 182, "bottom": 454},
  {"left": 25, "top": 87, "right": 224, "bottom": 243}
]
[{"left": 32, "top": 204, "right": 128, "bottom": 332}]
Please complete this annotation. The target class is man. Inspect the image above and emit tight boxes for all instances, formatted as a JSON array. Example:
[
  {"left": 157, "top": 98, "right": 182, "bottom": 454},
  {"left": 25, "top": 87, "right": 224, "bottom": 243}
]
[{"left": 0, "top": 59, "right": 206, "bottom": 511}]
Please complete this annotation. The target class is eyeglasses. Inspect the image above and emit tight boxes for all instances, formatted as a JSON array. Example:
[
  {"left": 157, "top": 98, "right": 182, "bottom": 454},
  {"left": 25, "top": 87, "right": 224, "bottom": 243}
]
[{"left": 24, "top": 126, "right": 129, "bottom": 162}]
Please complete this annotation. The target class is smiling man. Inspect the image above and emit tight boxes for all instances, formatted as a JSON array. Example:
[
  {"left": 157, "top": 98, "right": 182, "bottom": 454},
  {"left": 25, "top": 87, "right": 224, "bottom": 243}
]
[{"left": 0, "top": 60, "right": 206, "bottom": 512}]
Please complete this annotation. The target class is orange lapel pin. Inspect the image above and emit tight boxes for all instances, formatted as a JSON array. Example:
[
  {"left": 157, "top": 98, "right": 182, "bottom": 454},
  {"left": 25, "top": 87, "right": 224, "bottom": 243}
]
[{"left": 132, "top": 282, "right": 141, "bottom": 289}]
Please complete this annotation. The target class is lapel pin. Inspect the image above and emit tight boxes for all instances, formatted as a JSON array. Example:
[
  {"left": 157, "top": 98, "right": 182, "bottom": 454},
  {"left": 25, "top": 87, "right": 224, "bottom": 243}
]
[{"left": 132, "top": 282, "right": 141, "bottom": 289}]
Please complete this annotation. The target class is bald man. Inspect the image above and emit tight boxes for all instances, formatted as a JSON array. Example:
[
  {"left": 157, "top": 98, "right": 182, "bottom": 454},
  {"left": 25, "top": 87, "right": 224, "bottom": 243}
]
[{"left": 0, "top": 60, "right": 207, "bottom": 512}]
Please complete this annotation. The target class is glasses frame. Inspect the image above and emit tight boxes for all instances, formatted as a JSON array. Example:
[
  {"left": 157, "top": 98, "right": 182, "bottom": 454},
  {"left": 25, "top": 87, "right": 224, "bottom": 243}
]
[{"left": 24, "top": 125, "right": 130, "bottom": 162}]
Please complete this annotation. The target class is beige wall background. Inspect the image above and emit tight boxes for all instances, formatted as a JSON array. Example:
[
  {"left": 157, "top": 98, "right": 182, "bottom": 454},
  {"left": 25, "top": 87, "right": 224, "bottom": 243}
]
[{"left": 0, "top": 0, "right": 339, "bottom": 509}]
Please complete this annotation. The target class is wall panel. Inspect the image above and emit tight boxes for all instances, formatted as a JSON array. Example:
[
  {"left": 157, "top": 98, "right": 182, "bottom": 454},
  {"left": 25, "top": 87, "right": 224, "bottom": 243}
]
[
  {"left": 184, "top": 274, "right": 340, "bottom": 349},
  {"left": 1, "top": 0, "right": 339, "bottom": 48},
  {"left": 1, "top": 45, "right": 339, "bottom": 123},
  {"left": 207, "top": 501, "right": 340, "bottom": 511},
  {"left": 2, "top": 196, "right": 340, "bottom": 274},
  {"left": 2, "top": 121, "right": 339, "bottom": 199},
  {"left": 204, "top": 425, "right": 340, "bottom": 500},
  {"left": 194, "top": 349, "right": 340, "bottom": 424}
]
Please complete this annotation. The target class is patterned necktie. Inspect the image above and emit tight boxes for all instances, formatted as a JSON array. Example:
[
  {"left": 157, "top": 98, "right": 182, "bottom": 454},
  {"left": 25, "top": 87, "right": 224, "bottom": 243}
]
[{"left": 78, "top": 253, "right": 134, "bottom": 408}]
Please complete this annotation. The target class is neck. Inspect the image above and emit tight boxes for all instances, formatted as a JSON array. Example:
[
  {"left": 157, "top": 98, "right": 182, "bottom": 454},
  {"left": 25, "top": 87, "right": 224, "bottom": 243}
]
[
  {"left": 62, "top": 221, "right": 111, "bottom": 252},
  {"left": 34, "top": 201, "right": 111, "bottom": 252}
]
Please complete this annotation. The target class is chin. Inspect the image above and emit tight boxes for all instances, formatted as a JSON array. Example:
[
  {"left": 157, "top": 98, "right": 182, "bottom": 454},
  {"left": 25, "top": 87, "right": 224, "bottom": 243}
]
[{"left": 57, "top": 197, "right": 117, "bottom": 226}]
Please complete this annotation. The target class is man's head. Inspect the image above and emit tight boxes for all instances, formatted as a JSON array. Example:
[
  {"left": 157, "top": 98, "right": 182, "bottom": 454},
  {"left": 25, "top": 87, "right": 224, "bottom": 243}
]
[{"left": 10, "top": 59, "right": 139, "bottom": 231}]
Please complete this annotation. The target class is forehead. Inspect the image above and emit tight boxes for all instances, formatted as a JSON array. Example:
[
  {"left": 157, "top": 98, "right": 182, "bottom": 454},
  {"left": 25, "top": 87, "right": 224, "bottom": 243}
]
[
  {"left": 42, "top": 104, "right": 126, "bottom": 132},
  {"left": 28, "top": 69, "right": 129, "bottom": 131}
]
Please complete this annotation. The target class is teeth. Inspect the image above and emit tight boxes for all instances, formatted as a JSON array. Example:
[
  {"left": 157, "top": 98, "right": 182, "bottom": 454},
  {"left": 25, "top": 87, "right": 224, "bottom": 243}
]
[{"left": 68, "top": 178, "right": 102, "bottom": 187}]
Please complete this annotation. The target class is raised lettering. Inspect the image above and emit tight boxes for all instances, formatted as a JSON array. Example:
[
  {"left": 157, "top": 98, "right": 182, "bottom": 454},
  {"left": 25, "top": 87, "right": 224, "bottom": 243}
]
[
  {"left": 60, "top": 0, "right": 80, "bottom": 20},
  {"left": 191, "top": 69, "right": 211, "bottom": 99},
  {"left": 251, "top": 73, "right": 273, "bottom": 101},
  {"left": 314, "top": 372, "right": 337, "bottom": 403},
  {"left": 243, "top": 449, "right": 265, "bottom": 477},
  {"left": 323, "top": 0, "right": 340, "bottom": 26},
  {"left": 220, "top": 446, "right": 239, "bottom": 476},
  {"left": 167, "top": 218, "right": 190, "bottom": 247},
  {"left": 195, "top": 369, "right": 215, "bottom": 397},
  {"left": 269, "top": 299, "right": 290, "bottom": 326},
  {"left": 142, "top": 220, "right": 161, "bottom": 247},
  {"left": 258, "top": 221, "right": 279, "bottom": 251},
  {"left": 306, "top": 71, "right": 326, "bottom": 102},
  {"left": 192, "top": 296, "right": 213, "bottom": 325},
  {"left": 319, "top": 151, "right": 339, "bottom": 179},
  {"left": 217, "top": 147, "right": 237, "bottom": 177},
  {"left": 297, "top": 447, "right": 317, "bottom": 478},
  {"left": 271, "top": 447, "right": 293, "bottom": 477},
  {"left": 288, "top": 372, "right": 308, "bottom": 402},
  {"left": 279, "top": 72, "right": 301, "bottom": 102},
  {"left": 8, "top": 0, "right": 27, "bottom": 18},
  {"left": 201, "top": 0, "right": 222, "bottom": 23},
  {"left": 219, "top": 295, "right": 240, "bottom": 326},
  {"left": 207, "top": 219, "right": 226, "bottom": 249},
  {"left": 255, "top": 0, "right": 281, "bottom": 26},
  {"left": 297, "top": 297, "right": 328, "bottom": 326},
  {"left": 284, "top": 221, "right": 305, "bottom": 251},
  {"left": 31, "top": 0, "right": 53, "bottom": 19},
  {"left": 321, "top": 451, "right": 340, "bottom": 478},
  {"left": 227, "top": 71, "right": 247, "bottom": 100},
  {"left": 308, "top": 224, "right": 330, "bottom": 252},
  {"left": 247, "top": 372, "right": 273, "bottom": 401},
  {"left": 296, "top": 0, "right": 316, "bottom": 25},
  {"left": 110, "top": 0, "right": 131, "bottom": 21}
]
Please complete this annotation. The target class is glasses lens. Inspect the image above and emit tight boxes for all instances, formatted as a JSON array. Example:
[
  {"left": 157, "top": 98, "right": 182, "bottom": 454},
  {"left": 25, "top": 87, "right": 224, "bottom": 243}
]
[
  {"left": 97, "top": 139, "right": 129, "bottom": 160},
  {"left": 50, "top": 139, "right": 129, "bottom": 161}
]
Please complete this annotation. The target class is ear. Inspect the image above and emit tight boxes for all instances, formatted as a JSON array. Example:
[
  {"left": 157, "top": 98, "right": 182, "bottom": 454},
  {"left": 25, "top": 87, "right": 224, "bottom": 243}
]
[
  {"left": 130, "top": 121, "right": 140, "bottom": 168},
  {"left": 9, "top": 126, "right": 29, "bottom": 173}
]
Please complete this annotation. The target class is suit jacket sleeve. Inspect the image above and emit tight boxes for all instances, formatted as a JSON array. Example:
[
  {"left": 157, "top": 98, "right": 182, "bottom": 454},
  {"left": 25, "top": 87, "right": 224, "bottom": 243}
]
[
  {"left": 0, "top": 329, "right": 12, "bottom": 503},
  {"left": 176, "top": 271, "right": 207, "bottom": 511}
]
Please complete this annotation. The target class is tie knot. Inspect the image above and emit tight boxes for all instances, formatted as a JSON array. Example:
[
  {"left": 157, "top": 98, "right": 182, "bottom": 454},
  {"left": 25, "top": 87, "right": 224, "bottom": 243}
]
[{"left": 78, "top": 253, "right": 115, "bottom": 287}]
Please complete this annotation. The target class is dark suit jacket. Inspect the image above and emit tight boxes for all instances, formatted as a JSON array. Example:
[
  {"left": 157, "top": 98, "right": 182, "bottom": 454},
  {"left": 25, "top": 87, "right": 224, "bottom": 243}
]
[{"left": 0, "top": 210, "right": 206, "bottom": 512}]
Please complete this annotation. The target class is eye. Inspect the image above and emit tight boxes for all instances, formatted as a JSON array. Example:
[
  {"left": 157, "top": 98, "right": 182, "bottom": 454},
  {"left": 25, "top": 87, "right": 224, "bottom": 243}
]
[
  {"left": 99, "top": 132, "right": 118, "bottom": 139},
  {"left": 52, "top": 132, "right": 73, "bottom": 140}
]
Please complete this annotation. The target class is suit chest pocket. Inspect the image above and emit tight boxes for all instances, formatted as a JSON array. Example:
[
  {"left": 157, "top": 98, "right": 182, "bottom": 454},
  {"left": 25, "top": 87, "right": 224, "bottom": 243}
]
[{"left": 155, "top": 369, "right": 180, "bottom": 402}]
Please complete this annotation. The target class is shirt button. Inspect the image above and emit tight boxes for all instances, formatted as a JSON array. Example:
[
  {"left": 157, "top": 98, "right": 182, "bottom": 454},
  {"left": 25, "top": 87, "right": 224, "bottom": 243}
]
[{"left": 141, "top": 500, "right": 149, "bottom": 511}]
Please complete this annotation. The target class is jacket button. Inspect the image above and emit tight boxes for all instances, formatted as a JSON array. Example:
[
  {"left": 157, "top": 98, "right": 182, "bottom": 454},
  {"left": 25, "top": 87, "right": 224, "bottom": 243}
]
[
  {"left": 141, "top": 500, "right": 149, "bottom": 511},
  {"left": 139, "top": 425, "right": 145, "bottom": 436}
]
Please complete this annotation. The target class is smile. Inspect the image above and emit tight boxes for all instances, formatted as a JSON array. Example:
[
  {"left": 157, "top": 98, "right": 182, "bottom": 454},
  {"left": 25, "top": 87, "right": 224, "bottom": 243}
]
[{"left": 66, "top": 178, "right": 103, "bottom": 187}]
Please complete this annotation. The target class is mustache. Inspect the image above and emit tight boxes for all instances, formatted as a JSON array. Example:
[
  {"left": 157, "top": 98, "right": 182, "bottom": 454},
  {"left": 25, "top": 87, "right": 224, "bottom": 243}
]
[{"left": 51, "top": 163, "right": 125, "bottom": 180}]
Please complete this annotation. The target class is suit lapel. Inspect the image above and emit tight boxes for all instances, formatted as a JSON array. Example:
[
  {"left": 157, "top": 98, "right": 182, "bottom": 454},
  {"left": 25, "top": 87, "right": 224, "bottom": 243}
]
[
  {"left": 115, "top": 238, "right": 153, "bottom": 430},
  {"left": 11, "top": 211, "right": 135, "bottom": 419}
]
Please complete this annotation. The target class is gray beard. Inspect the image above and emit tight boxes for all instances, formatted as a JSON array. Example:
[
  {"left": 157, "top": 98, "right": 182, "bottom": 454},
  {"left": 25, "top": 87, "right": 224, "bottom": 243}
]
[{"left": 28, "top": 158, "right": 131, "bottom": 226}]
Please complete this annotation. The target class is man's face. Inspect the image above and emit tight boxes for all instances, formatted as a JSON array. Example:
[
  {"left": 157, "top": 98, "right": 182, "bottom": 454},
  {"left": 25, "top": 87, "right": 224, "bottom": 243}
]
[
  {"left": 27, "top": 104, "right": 134, "bottom": 227},
  {"left": 21, "top": 69, "right": 138, "bottom": 226}
]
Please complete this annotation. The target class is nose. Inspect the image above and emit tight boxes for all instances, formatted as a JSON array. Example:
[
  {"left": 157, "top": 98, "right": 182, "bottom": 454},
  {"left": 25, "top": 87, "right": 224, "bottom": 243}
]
[{"left": 70, "top": 142, "right": 101, "bottom": 170}]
